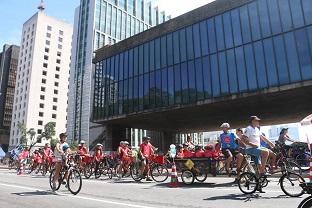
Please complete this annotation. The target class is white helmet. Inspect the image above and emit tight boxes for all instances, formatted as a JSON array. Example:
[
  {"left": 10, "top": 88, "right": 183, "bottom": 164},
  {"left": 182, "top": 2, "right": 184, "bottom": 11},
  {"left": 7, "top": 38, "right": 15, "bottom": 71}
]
[
  {"left": 80, "top": 140, "right": 86, "bottom": 144},
  {"left": 220, "top": 123, "right": 230, "bottom": 129}
]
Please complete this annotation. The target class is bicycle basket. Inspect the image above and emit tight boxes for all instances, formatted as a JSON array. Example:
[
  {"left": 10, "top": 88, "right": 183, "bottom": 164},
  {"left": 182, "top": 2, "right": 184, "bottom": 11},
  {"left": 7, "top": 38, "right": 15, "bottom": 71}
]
[{"left": 151, "top": 155, "right": 165, "bottom": 165}]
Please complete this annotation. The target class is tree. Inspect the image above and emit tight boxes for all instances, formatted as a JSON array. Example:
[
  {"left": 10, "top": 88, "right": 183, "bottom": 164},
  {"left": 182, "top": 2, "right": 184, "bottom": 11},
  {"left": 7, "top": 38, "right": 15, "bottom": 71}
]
[
  {"left": 36, "top": 122, "right": 56, "bottom": 144},
  {"left": 17, "top": 122, "right": 27, "bottom": 145}
]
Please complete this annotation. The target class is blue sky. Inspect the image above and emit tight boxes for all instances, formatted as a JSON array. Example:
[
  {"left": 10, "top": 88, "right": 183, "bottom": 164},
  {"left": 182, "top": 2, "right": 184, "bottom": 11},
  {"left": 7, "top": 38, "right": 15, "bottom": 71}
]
[
  {"left": 0, "top": 0, "right": 213, "bottom": 48},
  {"left": 0, "top": 0, "right": 80, "bottom": 47}
]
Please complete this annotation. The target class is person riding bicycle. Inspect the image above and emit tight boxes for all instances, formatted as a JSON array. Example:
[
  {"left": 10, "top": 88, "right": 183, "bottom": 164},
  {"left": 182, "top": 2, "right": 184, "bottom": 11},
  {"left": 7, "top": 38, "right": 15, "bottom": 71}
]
[
  {"left": 52, "top": 133, "right": 68, "bottom": 191},
  {"left": 219, "top": 123, "right": 244, "bottom": 179},
  {"left": 241, "top": 116, "right": 275, "bottom": 178},
  {"left": 139, "top": 136, "right": 154, "bottom": 181},
  {"left": 117, "top": 141, "right": 132, "bottom": 178},
  {"left": 278, "top": 128, "right": 296, "bottom": 157},
  {"left": 94, "top": 143, "right": 104, "bottom": 175},
  {"left": 17, "top": 147, "right": 29, "bottom": 175}
]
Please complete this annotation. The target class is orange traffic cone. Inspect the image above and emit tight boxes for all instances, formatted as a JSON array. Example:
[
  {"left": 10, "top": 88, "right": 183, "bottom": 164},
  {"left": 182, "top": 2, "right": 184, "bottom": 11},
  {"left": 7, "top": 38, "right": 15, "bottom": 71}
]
[{"left": 168, "top": 162, "right": 179, "bottom": 188}]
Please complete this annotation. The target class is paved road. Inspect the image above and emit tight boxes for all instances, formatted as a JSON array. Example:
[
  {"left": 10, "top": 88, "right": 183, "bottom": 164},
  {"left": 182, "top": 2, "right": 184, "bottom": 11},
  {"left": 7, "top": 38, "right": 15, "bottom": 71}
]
[{"left": 0, "top": 169, "right": 307, "bottom": 208}]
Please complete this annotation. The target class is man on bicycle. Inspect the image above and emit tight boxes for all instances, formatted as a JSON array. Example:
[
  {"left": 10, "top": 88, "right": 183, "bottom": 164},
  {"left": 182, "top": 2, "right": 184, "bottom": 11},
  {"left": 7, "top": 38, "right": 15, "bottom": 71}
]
[
  {"left": 219, "top": 123, "right": 244, "bottom": 179},
  {"left": 139, "top": 136, "right": 154, "bottom": 181},
  {"left": 242, "top": 116, "right": 274, "bottom": 177}
]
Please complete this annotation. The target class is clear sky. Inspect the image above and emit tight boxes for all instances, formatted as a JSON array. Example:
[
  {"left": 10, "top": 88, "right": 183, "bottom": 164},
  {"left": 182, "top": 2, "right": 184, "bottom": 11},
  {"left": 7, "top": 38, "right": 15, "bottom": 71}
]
[{"left": 0, "top": 0, "right": 214, "bottom": 48}]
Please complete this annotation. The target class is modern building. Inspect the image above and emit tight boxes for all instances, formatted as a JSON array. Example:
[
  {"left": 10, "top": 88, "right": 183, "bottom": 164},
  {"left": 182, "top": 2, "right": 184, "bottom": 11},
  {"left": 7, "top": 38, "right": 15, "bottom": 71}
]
[
  {"left": 0, "top": 45, "right": 20, "bottom": 151},
  {"left": 9, "top": 4, "right": 73, "bottom": 148},
  {"left": 67, "top": 0, "right": 170, "bottom": 147},
  {"left": 93, "top": 0, "right": 312, "bottom": 150}
]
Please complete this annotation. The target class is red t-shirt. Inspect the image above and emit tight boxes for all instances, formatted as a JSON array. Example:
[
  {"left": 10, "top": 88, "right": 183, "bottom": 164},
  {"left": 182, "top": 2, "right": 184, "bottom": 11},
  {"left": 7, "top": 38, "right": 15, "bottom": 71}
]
[
  {"left": 44, "top": 148, "right": 51, "bottom": 158},
  {"left": 195, "top": 150, "right": 205, "bottom": 158},
  {"left": 140, "top": 143, "right": 153, "bottom": 158},
  {"left": 204, "top": 150, "right": 213, "bottom": 158},
  {"left": 79, "top": 146, "right": 88, "bottom": 155},
  {"left": 19, "top": 151, "right": 29, "bottom": 160},
  {"left": 176, "top": 151, "right": 184, "bottom": 158},
  {"left": 183, "top": 149, "right": 195, "bottom": 158},
  {"left": 95, "top": 150, "right": 104, "bottom": 161}
]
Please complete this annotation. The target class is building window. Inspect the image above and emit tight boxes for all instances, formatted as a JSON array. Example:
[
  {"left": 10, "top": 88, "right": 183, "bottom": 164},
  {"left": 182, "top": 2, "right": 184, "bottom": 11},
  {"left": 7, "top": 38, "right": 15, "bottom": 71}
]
[
  {"left": 42, "top": 70, "right": 47, "bottom": 76},
  {"left": 37, "top": 129, "right": 42, "bottom": 134},
  {"left": 41, "top": 86, "right": 45, "bottom": 92},
  {"left": 56, "top": 66, "right": 60, "bottom": 71},
  {"left": 52, "top": 105, "right": 57, "bottom": 110},
  {"left": 58, "top": 37, "right": 63, "bottom": 42},
  {"left": 45, "top": 48, "right": 49, "bottom": 53},
  {"left": 38, "top": 120, "right": 43, "bottom": 125},
  {"left": 56, "top": 59, "right": 61, "bottom": 64},
  {"left": 43, "top": 63, "right": 48, "bottom": 68},
  {"left": 54, "top": 89, "right": 58, "bottom": 94},
  {"left": 39, "top": 103, "right": 44, "bottom": 108},
  {"left": 52, "top": 114, "right": 57, "bottom": 119},
  {"left": 42, "top": 79, "right": 46, "bottom": 84},
  {"left": 53, "top": 98, "right": 58, "bottom": 102},
  {"left": 39, "top": 112, "right": 44, "bottom": 117},
  {"left": 59, "top": 30, "right": 63, "bottom": 35},
  {"left": 54, "top": 82, "right": 59, "bottom": 87},
  {"left": 58, "top": 44, "right": 62, "bottom": 49},
  {"left": 40, "top": 95, "right": 45, "bottom": 100},
  {"left": 44, "top": 55, "right": 49, "bottom": 60},
  {"left": 46, "top": 33, "right": 51, "bottom": 38},
  {"left": 46, "top": 40, "right": 50, "bottom": 45},
  {"left": 57, "top": 52, "right": 61, "bottom": 57},
  {"left": 47, "top": 25, "right": 52, "bottom": 31},
  {"left": 55, "top": 74, "right": 59, "bottom": 79}
]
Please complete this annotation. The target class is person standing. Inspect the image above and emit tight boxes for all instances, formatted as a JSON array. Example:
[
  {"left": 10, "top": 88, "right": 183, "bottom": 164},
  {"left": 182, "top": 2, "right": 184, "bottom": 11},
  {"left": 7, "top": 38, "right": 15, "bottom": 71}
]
[{"left": 139, "top": 137, "right": 154, "bottom": 181}]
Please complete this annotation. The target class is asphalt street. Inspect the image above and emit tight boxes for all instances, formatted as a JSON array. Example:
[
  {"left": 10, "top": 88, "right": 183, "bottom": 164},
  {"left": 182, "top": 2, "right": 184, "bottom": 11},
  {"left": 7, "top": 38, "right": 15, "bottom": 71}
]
[{"left": 0, "top": 169, "right": 308, "bottom": 208}]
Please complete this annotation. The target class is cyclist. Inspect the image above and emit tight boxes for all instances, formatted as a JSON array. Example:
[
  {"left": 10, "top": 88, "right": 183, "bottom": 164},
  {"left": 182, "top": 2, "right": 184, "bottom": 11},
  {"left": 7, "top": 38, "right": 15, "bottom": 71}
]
[
  {"left": 278, "top": 128, "right": 296, "bottom": 157},
  {"left": 94, "top": 143, "right": 104, "bottom": 175},
  {"left": 185, "top": 136, "right": 195, "bottom": 151},
  {"left": 219, "top": 123, "right": 244, "bottom": 179},
  {"left": 242, "top": 116, "right": 275, "bottom": 177},
  {"left": 17, "top": 147, "right": 29, "bottom": 175},
  {"left": 78, "top": 140, "right": 88, "bottom": 170},
  {"left": 139, "top": 136, "right": 154, "bottom": 181},
  {"left": 43, "top": 143, "right": 52, "bottom": 171},
  {"left": 52, "top": 133, "right": 68, "bottom": 191}
]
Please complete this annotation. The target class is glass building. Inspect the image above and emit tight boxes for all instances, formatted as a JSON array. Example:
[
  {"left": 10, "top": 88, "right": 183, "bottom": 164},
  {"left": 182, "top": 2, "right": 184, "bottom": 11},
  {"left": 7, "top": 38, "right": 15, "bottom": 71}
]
[
  {"left": 94, "top": 0, "right": 312, "bottom": 120},
  {"left": 67, "top": 0, "right": 170, "bottom": 145}
]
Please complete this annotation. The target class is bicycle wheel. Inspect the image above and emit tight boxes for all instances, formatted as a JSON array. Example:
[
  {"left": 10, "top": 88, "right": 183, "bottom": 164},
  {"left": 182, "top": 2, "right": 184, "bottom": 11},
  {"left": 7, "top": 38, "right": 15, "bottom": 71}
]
[
  {"left": 238, "top": 172, "right": 258, "bottom": 194},
  {"left": 286, "top": 161, "right": 302, "bottom": 175},
  {"left": 280, "top": 172, "right": 305, "bottom": 197},
  {"left": 130, "top": 162, "right": 142, "bottom": 182},
  {"left": 83, "top": 163, "right": 94, "bottom": 179},
  {"left": 151, "top": 165, "right": 169, "bottom": 183},
  {"left": 195, "top": 171, "right": 208, "bottom": 183},
  {"left": 181, "top": 170, "right": 194, "bottom": 185},
  {"left": 49, "top": 169, "right": 62, "bottom": 191},
  {"left": 67, "top": 168, "right": 82, "bottom": 195},
  {"left": 298, "top": 196, "right": 312, "bottom": 208}
]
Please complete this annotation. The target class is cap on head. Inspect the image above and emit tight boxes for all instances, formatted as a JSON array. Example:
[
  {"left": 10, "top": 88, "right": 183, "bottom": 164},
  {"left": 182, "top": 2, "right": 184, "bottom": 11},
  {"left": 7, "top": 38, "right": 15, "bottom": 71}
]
[
  {"left": 250, "top": 116, "right": 261, "bottom": 123},
  {"left": 80, "top": 140, "right": 86, "bottom": 144},
  {"left": 143, "top": 136, "right": 151, "bottom": 141},
  {"left": 120, "top": 141, "right": 125, "bottom": 145},
  {"left": 220, "top": 123, "right": 230, "bottom": 129},
  {"left": 96, "top": 143, "right": 103, "bottom": 147},
  {"left": 124, "top": 141, "right": 129, "bottom": 145}
]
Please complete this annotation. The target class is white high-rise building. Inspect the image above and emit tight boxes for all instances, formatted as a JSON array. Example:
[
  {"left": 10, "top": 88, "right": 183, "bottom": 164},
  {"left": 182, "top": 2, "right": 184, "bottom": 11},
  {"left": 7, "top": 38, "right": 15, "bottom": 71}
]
[{"left": 9, "top": 4, "right": 73, "bottom": 148}]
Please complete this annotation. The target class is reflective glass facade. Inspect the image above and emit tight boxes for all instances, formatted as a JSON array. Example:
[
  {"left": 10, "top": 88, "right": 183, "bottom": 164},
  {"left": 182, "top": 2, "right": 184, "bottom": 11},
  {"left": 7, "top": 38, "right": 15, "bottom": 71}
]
[{"left": 93, "top": 0, "right": 312, "bottom": 121}]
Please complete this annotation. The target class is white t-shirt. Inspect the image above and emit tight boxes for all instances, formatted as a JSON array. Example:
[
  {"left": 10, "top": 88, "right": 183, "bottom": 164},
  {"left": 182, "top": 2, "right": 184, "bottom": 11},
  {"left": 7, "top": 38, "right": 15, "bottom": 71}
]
[{"left": 244, "top": 125, "right": 261, "bottom": 149}]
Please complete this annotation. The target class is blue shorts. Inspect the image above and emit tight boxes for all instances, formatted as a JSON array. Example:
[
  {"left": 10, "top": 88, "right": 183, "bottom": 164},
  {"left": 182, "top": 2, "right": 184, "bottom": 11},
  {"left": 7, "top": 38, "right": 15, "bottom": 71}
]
[{"left": 245, "top": 147, "right": 268, "bottom": 165}]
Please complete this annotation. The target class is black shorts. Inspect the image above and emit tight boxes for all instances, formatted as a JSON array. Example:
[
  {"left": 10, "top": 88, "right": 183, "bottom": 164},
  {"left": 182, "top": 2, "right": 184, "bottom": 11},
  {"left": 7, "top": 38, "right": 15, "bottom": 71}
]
[{"left": 222, "top": 149, "right": 240, "bottom": 158}]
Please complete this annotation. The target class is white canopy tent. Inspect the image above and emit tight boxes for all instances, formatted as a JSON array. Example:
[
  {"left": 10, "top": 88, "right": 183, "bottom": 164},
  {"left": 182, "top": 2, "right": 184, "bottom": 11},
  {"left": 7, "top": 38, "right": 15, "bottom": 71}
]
[
  {"left": 0, "top": 146, "right": 5, "bottom": 159},
  {"left": 300, "top": 114, "right": 312, "bottom": 144}
]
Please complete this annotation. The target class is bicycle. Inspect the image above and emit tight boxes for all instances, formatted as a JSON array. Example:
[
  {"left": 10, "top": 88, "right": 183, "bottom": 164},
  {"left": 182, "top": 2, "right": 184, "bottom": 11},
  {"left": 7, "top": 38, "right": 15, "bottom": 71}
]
[{"left": 49, "top": 154, "right": 82, "bottom": 195}]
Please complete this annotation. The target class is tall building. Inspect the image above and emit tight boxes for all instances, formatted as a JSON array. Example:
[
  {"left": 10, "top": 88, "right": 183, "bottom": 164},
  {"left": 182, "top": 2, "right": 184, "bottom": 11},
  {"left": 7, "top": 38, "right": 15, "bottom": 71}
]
[
  {"left": 0, "top": 45, "right": 20, "bottom": 151},
  {"left": 67, "top": 0, "right": 170, "bottom": 146},
  {"left": 93, "top": 0, "right": 312, "bottom": 150},
  {"left": 9, "top": 4, "right": 73, "bottom": 148}
]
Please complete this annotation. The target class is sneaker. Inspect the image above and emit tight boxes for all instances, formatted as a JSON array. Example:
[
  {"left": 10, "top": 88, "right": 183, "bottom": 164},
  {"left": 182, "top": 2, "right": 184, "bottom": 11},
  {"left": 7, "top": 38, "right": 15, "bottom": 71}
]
[{"left": 146, "top": 177, "right": 153, "bottom": 182}]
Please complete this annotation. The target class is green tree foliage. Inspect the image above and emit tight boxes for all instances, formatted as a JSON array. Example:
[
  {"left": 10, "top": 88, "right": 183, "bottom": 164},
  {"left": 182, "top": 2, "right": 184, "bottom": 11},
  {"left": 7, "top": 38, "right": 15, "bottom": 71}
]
[{"left": 17, "top": 122, "right": 27, "bottom": 145}]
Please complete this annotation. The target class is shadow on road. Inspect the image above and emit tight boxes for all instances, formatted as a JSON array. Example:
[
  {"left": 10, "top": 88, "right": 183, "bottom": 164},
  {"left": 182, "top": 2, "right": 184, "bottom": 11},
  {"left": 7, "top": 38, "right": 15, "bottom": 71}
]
[
  {"left": 12, "top": 190, "right": 58, "bottom": 197},
  {"left": 204, "top": 193, "right": 293, "bottom": 202},
  {"left": 150, "top": 181, "right": 236, "bottom": 189}
]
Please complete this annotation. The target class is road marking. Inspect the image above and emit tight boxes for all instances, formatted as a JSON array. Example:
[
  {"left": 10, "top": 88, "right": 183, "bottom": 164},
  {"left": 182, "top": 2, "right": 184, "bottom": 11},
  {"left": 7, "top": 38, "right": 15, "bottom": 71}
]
[{"left": 0, "top": 182, "right": 157, "bottom": 208}]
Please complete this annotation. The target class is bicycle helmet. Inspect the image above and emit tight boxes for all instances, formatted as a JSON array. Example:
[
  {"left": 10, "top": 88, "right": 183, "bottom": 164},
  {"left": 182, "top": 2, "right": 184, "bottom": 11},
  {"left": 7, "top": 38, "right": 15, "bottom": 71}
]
[{"left": 62, "top": 143, "right": 70, "bottom": 152}]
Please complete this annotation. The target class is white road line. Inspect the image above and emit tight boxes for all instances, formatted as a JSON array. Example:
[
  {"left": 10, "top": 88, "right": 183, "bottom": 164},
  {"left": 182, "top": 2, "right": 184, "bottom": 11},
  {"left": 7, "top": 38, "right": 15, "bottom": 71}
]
[{"left": 0, "top": 182, "right": 157, "bottom": 208}]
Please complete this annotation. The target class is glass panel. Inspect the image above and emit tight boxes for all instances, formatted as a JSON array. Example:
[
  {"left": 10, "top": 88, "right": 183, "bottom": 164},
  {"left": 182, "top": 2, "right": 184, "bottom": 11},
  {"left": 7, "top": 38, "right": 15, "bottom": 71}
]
[
  {"left": 207, "top": 19, "right": 217, "bottom": 54},
  {"left": 278, "top": 0, "right": 292, "bottom": 32},
  {"left": 123, "top": 79, "right": 128, "bottom": 113},
  {"left": 128, "top": 49, "right": 134, "bottom": 77},
  {"left": 128, "top": 78, "right": 133, "bottom": 113},
  {"left": 188, "top": 60, "right": 196, "bottom": 103},
  {"left": 193, "top": 23, "right": 201, "bottom": 58},
  {"left": 248, "top": 2, "right": 261, "bottom": 41},
  {"left": 210, "top": 54, "right": 220, "bottom": 97},
  {"left": 155, "top": 70, "right": 162, "bottom": 107},
  {"left": 167, "top": 33, "right": 173, "bottom": 66},
  {"left": 133, "top": 76, "right": 139, "bottom": 112},
  {"left": 161, "top": 36, "right": 167, "bottom": 68},
  {"left": 100, "top": 2, "right": 107, "bottom": 33},
  {"left": 202, "top": 56, "right": 212, "bottom": 98},
  {"left": 133, "top": 47, "right": 139, "bottom": 76},
  {"left": 114, "top": 55, "right": 119, "bottom": 82},
  {"left": 289, "top": 0, "right": 304, "bottom": 28},
  {"left": 218, "top": 52, "right": 229, "bottom": 94},
  {"left": 143, "top": 73, "right": 149, "bottom": 109},
  {"left": 144, "top": 43, "right": 149, "bottom": 73},
  {"left": 174, "top": 64, "right": 182, "bottom": 104},
  {"left": 263, "top": 38, "right": 278, "bottom": 86},
  {"left": 149, "top": 71, "right": 156, "bottom": 108},
  {"left": 240, "top": 5, "right": 252, "bottom": 43},
  {"left": 168, "top": 67, "right": 174, "bottom": 105},
  {"left": 295, "top": 29, "right": 312, "bottom": 79},
  {"left": 110, "top": 56, "right": 115, "bottom": 80},
  {"left": 226, "top": 49, "right": 238, "bottom": 93},
  {"left": 173, "top": 31, "right": 180, "bottom": 64},
  {"left": 149, "top": 40, "right": 155, "bottom": 71},
  {"left": 284, "top": 32, "right": 301, "bottom": 82},
  {"left": 258, "top": 0, "right": 271, "bottom": 38},
  {"left": 223, "top": 12, "right": 233, "bottom": 49},
  {"left": 244, "top": 44, "right": 258, "bottom": 90},
  {"left": 179, "top": 29, "right": 187, "bottom": 62},
  {"left": 186, "top": 26, "right": 194, "bottom": 60},
  {"left": 161, "top": 68, "right": 168, "bottom": 106},
  {"left": 235, "top": 46, "right": 248, "bottom": 92},
  {"left": 302, "top": 0, "right": 312, "bottom": 24},
  {"left": 267, "top": 0, "right": 282, "bottom": 35},
  {"left": 308, "top": 26, "right": 312, "bottom": 56},
  {"left": 181, "top": 62, "right": 189, "bottom": 104},
  {"left": 155, "top": 38, "right": 161, "bottom": 69},
  {"left": 273, "top": 36, "right": 290, "bottom": 84},
  {"left": 117, "top": 9, "right": 122, "bottom": 39},
  {"left": 200, "top": 21, "right": 209, "bottom": 56},
  {"left": 231, "top": 9, "right": 242, "bottom": 47},
  {"left": 118, "top": 81, "right": 123, "bottom": 114},
  {"left": 138, "top": 76, "right": 144, "bottom": 111},
  {"left": 195, "top": 58, "right": 204, "bottom": 100},
  {"left": 107, "top": 5, "right": 112, "bottom": 35},
  {"left": 215, "top": 15, "right": 225, "bottom": 51},
  {"left": 112, "top": 7, "right": 117, "bottom": 38},
  {"left": 253, "top": 41, "right": 268, "bottom": 88},
  {"left": 139, "top": 45, "right": 144, "bottom": 75}
]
